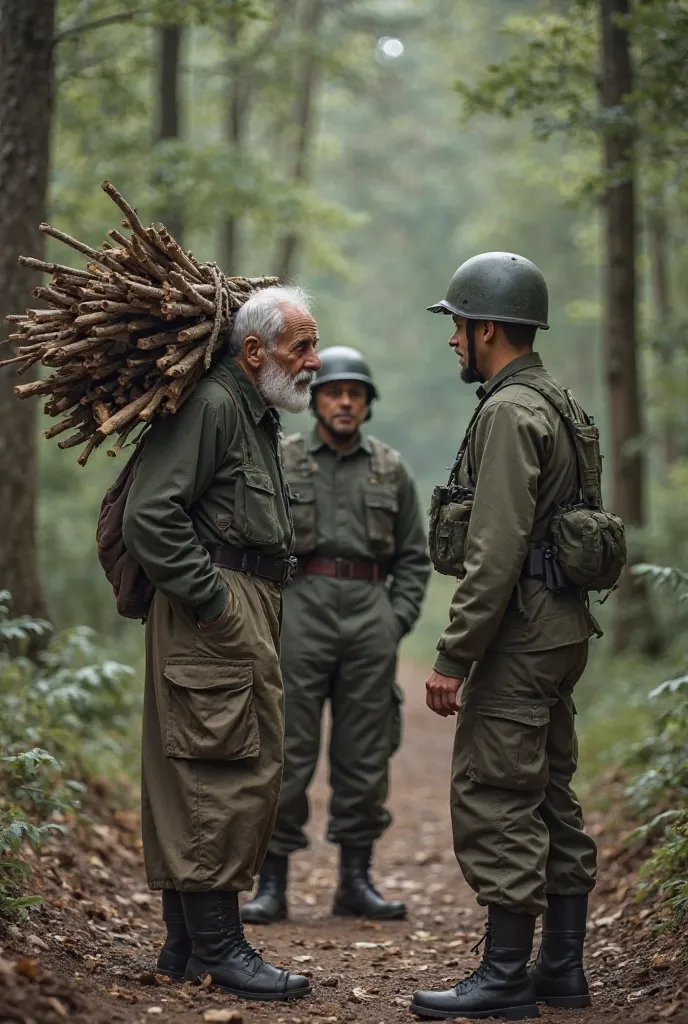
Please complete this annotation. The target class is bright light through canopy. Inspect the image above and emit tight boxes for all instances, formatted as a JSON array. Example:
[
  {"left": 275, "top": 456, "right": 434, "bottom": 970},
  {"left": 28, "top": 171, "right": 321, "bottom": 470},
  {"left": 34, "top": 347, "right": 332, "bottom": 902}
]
[{"left": 377, "top": 37, "right": 405, "bottom": 59}]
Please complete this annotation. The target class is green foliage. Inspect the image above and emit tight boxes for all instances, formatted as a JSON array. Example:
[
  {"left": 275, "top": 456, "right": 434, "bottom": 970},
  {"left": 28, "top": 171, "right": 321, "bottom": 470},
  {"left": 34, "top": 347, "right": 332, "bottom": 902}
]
[
  {"left": 623, "top": 564, "right": 688, "bottom": 926},
  {"left": 0, "top": 597, "right": 138, "bottom": 919}
]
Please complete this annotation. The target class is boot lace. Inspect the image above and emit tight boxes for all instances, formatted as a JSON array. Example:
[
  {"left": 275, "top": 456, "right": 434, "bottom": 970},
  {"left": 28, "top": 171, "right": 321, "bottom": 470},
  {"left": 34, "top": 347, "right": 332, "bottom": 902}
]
[{"left": 452, "top": 926, "right": 492, "bottom": 994}]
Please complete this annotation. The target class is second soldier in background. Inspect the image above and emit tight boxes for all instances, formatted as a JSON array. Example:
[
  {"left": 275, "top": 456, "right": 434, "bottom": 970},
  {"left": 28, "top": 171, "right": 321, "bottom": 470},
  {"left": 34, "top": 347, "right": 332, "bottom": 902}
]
[{"left": 242, "top": 346, "right": 431, "bottom": 923}]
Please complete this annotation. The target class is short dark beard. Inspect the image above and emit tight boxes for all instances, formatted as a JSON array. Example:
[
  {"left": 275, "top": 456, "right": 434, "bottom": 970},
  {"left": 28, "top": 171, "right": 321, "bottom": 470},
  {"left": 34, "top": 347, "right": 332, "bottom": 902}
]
[
  {"left": 460, "top": 365, "right": 483, "bottom": 385},
  {"left": 316, "top": 414, "right": 359, "bottom": 443}
]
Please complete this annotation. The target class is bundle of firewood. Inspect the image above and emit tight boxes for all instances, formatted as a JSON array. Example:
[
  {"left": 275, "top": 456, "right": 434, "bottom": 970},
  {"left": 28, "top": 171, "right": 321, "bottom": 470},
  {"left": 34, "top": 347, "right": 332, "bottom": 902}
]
[{"left": 0, "top": 180, "right": 278, "bottom": 465}]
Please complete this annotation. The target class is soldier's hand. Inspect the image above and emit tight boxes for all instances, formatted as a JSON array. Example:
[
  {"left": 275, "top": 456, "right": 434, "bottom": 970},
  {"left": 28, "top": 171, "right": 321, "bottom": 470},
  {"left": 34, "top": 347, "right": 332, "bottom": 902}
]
[{"left": 425, "top": 671, "right": 463, "bottom": 717}]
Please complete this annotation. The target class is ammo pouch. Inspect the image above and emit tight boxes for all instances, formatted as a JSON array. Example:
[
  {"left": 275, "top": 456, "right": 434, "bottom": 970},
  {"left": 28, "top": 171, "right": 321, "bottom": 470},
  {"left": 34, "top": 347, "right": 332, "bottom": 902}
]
[
  {"left": 428, "top": 484, "right": 473, "bottom": 578},
  {"left": 513, "top": 377, "right": 627, "bottom": 593}
]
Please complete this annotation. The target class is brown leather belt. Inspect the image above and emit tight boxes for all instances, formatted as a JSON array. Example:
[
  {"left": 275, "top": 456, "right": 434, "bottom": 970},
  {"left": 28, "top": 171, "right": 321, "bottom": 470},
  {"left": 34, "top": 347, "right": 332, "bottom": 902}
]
[
  {"left": 207, "top": 544, "right": 297, "bottom": 587},
  {"left": 297, "top": 556, "right": 388, "bottom": 582}
]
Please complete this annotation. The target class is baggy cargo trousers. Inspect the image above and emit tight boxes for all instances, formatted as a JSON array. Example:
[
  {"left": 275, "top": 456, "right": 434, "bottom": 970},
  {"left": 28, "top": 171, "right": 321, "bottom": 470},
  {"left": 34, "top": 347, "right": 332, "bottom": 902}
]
[
  {"left": 141, "top": 568, "right": 284, "bottom": 892},
  {"left": 268, "top": 575, "right": 403, "bottom": 857},
  {"left": 451, "top": 640, "right": 597, "bottom": 916}
]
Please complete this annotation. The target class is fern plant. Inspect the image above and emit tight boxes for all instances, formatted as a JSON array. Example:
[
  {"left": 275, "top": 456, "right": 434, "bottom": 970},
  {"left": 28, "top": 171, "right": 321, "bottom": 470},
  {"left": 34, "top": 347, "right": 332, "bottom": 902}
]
[
  {"left": 0, "top": 594, "right": 136, "bottom": 919},
  {"left": 627, "top": 564, "right": 688, "bottom": 926}
]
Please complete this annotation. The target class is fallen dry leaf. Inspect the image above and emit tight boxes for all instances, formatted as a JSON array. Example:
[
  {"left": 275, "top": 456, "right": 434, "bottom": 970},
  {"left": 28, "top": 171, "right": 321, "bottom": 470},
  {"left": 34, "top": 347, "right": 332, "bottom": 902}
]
[
  {"left": 202, "top": 1011, "right": 243, "bottom": 1023},
  {"left": 200, "top": 972, "right": 214, "bottom": 988},
  {"left": 351, "top": 986, "right": 371, "bottom": 1003},
  {"left": 15, "top": 957, "right": 40, "bottom": 980},
  {"left": 138, "top": 971, "right": 162, "bottom": 986},
  {"left": 46, "top": 997, "right": 68, "bottom": 1019}
]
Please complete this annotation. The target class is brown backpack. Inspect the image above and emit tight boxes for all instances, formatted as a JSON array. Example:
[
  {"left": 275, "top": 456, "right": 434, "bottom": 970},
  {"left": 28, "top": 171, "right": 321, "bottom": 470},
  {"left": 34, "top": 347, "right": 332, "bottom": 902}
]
[{"left": 96, "top": 442, "right": 155, "bottom": 621}]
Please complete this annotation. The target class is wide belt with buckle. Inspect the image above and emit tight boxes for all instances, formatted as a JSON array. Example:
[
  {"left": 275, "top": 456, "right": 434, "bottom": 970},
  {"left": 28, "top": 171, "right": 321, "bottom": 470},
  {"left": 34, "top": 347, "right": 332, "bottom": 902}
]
[
  {"left": 207, "top": 544, "right": 297, "bottom": 587},
  {"left": 298, "top": 556, "right": 388, "bottom": 582}
]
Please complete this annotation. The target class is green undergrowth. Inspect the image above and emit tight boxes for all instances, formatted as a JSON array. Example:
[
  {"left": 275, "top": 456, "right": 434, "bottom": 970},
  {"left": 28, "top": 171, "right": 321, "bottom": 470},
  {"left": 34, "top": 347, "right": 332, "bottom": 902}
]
[{"left": 0, "top": 592, "right": 140, "bottom": 919}]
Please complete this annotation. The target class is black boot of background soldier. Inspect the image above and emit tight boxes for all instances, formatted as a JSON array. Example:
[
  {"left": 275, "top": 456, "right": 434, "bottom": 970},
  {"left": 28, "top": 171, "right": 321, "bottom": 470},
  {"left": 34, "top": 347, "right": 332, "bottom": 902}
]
[
  {"left": 241, "top": 853, "right": 289, "bottom": 924},
  {"left": 530, "top": 894, "right": 591, "bottom": 1008},
  {"left": 411, "top": 905, "right": 539, "bottom": 1020},
  {"left": 332, "top": 844, "right": 406, "bottom": 920}
]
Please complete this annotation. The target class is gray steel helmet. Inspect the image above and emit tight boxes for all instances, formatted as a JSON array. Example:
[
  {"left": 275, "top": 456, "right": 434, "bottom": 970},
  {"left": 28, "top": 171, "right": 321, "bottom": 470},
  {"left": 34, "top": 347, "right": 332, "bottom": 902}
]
[
  {"left": 312, "top": 346, "right": 379, "bottom": 401},
  {"left": 427, "top": 251, "right": 550, "bottom": 330}
]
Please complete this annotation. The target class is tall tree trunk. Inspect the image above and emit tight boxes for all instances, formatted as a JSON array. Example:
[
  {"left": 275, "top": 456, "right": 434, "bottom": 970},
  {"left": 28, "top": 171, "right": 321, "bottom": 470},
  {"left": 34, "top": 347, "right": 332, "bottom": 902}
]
[
  {"left": 0, "top": 0, "right": 54, "bottom": 621},
  {"left": 221, "top": 23, "right": 251, "bottom": 275},
  {"left": 648, "top": 197, "right": 678, "bottom": 469},
  {"left": 274, "top": 0, "right": 325, "bottom": 281},
  {"left": 154, "top": 25, "right": 184, "bottom": 244},
  {"left": 599, "top": 0, "right": 655, "bottom": 654}
]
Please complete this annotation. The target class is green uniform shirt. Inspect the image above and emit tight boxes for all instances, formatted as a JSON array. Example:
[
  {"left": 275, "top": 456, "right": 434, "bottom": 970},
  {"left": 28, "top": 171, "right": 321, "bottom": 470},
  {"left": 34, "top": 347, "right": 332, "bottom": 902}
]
[
  {"left": 122, "top": 356, "right": 293, "bottom": 622},
  {"left": 434, "top": 352, "right": 591, "bottom": 679},
  {"left": 284, "top": 427, "right": 430, "bottom": 634}
]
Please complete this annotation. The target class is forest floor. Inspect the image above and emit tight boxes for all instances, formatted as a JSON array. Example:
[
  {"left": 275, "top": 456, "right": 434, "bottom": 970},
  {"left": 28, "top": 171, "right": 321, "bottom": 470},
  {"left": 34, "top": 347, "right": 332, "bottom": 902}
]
[{"left": 0, "top": 661, "right": 686, "bottom": 1024}]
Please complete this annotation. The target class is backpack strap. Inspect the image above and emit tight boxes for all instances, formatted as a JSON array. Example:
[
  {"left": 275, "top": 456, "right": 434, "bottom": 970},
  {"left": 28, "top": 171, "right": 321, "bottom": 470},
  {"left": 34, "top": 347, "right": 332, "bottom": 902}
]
[
  {"left": 368, "top": 436, "right": 401, "bottom": 483},
  {"left": 280, "top": 432, "right": 317, "bottom": 478},
  {"left": 491, "top": 374, "right": 601, "bottom": 508}
]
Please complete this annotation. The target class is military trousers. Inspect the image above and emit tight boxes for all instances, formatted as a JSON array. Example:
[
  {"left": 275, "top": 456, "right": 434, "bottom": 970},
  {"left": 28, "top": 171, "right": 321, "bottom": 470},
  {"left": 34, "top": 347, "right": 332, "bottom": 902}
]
[
  {"left": 451, "top": 640, "right": 597, "bottom": 916},
  {"left": 141, "top": 568, "right": 284, "bottom": 892},
  {"left": 268, "top": 575, "right": 403, "bottom": 857}
]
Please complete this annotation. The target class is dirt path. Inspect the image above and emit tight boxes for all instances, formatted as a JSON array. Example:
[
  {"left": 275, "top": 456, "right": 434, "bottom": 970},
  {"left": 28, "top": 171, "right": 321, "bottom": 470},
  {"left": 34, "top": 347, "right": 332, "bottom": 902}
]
[{"left": 1, "top": 661, "right": 686, "bottom": 1024}]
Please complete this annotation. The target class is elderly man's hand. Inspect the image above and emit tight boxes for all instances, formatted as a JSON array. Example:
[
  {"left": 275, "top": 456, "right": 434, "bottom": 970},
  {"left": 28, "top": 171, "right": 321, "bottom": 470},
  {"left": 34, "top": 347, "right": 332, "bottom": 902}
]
[{"left": 425, "top": 670, "right": 463, "bottom": 717}]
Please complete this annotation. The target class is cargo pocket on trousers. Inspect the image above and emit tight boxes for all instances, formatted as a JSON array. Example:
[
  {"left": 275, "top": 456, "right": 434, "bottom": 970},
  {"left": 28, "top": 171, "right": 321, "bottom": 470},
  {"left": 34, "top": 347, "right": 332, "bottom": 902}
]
[
  {"left": 467, "top": 700, "right": 551, "bottom": 792},
  {"left": 164, "top": 659, "right": 259, "bottom": 761}
]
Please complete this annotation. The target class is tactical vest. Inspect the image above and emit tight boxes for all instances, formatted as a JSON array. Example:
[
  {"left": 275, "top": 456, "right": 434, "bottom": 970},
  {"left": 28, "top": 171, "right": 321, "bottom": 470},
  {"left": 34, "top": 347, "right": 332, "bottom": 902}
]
[
  {"left": 428, "top": 369, "right": 627, "bottom": 593},
  {"left": 280, "top": 433, "right": 401, "bottom": 558}
]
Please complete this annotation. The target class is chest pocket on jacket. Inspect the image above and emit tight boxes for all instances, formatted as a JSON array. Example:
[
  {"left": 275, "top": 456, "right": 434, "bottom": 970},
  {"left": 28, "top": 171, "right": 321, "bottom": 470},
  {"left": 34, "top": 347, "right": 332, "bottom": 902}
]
[
  {"left": 289, "top": 480, "right": 317, "bottom": 555},
  {"left": 364, "top": 489, "right": 398, "bottom": 559},
  {"left": 235, "top": 466, "right": 279, "bottom": 546}
]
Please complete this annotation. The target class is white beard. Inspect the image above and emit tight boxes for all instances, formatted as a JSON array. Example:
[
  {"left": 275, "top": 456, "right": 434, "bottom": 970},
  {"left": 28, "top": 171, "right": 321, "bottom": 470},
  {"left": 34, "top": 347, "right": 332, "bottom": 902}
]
[{"left": 257, "top": 356, "right": 314, "bottom": 413}]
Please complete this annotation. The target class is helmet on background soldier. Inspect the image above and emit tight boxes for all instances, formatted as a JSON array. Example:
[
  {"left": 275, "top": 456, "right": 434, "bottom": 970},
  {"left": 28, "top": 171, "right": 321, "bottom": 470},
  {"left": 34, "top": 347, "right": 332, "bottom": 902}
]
[{"left": 310, "top": 346, "right": 378, "bottom": 420}]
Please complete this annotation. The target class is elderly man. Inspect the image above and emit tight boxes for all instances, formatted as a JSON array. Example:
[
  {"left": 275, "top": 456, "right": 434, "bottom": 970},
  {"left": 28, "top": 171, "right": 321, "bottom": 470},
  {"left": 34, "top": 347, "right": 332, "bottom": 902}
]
[
  {"left": 242, "top": 346, "right": 430, "bottom": 924},
  {"left": 122, "top": 285, "right": 320, "bottom": 1002}
]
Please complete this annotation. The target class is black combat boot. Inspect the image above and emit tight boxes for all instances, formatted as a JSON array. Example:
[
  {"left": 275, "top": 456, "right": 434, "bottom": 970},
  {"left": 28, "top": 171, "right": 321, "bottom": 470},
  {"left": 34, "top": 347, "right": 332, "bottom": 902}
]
[
  {"left": 530, "top": 895, "right": 591, "bottom": 1008},
  {"left": 240, "top": 853, "right": 288, "bottom": 924},
  {"left": 182, "top": 890, "right": 310, "bottom": 1001},
  {"left": 332, "top": 845, "right": 406, "bottom": 921},
  {"left": 411, "top": 905, "right": 539, "bottom": 1020},
  {"left": 156, "top": 890, "right": 192, "bottom": 981}
]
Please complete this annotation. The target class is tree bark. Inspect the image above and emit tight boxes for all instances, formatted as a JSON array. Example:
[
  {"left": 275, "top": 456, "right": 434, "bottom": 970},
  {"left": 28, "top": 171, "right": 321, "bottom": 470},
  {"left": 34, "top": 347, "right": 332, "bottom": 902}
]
[
  {"left": 647, "top": 197, "right": 679, "bottom": 469},
  {"left": 221, "top": 22, "right": 251, "bottom": 275},
  {"left": 0, "top": 0, "right": 55, "bottom": 621},
  {"left": 274, "top": 0, "right": 326, "bottom": 281},
  {"left": 599, "top": 0, "right": 656, "bottom": 654},
  {"left": 154, "top": 25, "right": 184, "bottom": 244}
]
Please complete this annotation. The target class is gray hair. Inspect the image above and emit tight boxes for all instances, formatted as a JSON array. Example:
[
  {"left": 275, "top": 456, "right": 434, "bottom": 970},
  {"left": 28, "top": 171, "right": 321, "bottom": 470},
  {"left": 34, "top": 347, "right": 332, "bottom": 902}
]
[{"left": 227, "top": 285, "right": 314, "bottom": 356}]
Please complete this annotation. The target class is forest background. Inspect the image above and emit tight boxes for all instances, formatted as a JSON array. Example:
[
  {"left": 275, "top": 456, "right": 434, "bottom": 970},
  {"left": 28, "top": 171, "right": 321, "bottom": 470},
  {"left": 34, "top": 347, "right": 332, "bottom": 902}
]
[{"left": 0, "top": 0, "right": 687, "bottom": 925}]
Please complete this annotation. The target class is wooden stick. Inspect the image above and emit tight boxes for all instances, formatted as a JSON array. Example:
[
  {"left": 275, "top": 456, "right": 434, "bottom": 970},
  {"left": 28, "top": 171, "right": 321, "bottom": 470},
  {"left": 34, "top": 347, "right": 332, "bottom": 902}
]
[{"left": 97, "top": 386, "right": 158, "bottom": 437}]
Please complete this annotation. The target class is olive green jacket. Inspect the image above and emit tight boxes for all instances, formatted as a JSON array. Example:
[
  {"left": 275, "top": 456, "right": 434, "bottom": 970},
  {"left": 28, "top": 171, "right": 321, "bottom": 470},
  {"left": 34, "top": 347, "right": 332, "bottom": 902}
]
[
  {"left": 435, "top": 353, "right": 591, "bottom": 679},
  {"left": 283, "top": 427, "right": 431, "bottom": 634},
  {"left": 122, "top": 357, "right": 293, "bottom": 622}
]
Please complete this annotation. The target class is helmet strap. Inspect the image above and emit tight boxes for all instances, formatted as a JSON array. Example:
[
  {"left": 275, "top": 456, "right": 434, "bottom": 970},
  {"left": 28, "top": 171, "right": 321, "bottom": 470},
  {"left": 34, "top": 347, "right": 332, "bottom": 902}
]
[{"left": 465, "top": 319, "right": 484, "bottom": 384}]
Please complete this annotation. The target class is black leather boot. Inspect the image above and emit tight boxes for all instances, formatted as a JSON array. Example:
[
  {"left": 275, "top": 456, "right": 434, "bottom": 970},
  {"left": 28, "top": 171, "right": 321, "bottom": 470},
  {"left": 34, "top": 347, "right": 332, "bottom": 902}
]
[
  {"left": 156, "top": 890, "right": 191, "bottom": 981},
  {"left": 332, "top": 845, "right": 406, "bottom": 921},
  {"left": 530, "top": 895, "right": 591, "bottom": 1008},
  {"left": 182, "top": 890, "right": 310, "bottom": 1001},
  {"left": 411, "top": 906, "right": 539, "bottom": 1020},
  {"left": 241, "top": 853, "right": 288, "bottom": 924}
]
